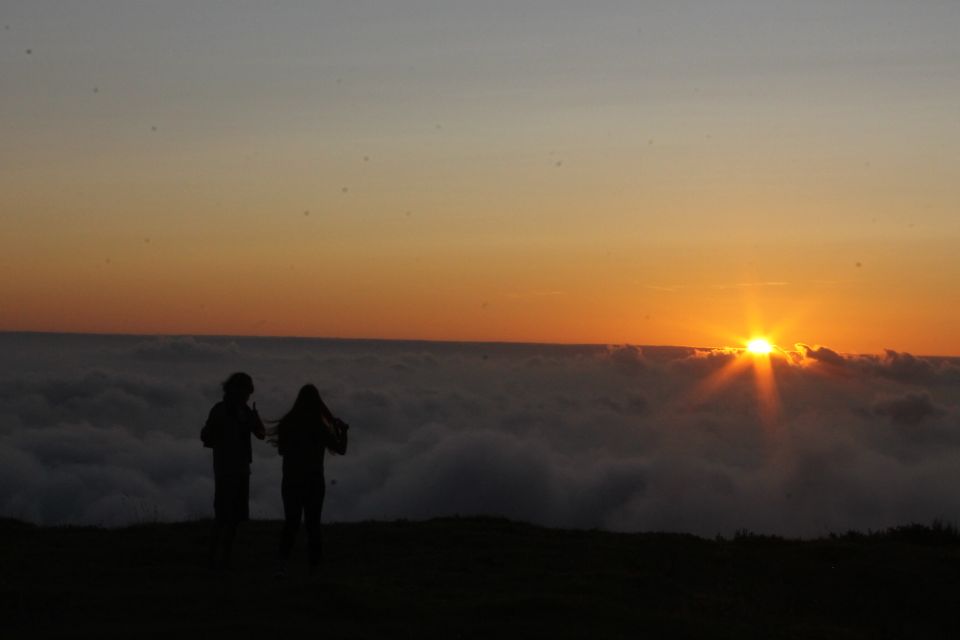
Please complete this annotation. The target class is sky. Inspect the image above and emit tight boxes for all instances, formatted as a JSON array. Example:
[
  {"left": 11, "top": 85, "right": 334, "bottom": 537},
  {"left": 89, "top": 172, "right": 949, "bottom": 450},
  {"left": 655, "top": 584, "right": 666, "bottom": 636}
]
[
  {"left": 2, "top": 333, "right": 959, "bottom": 536},
  {"left": 2, "top": 1, "right": 960, "bottom": 354}
]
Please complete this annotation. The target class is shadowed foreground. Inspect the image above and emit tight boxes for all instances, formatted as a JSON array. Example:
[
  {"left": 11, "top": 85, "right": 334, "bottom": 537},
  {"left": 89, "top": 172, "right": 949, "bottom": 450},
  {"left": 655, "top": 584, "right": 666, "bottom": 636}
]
[{"left": 2, "top": 517, "right": 959, "bottom": 638}]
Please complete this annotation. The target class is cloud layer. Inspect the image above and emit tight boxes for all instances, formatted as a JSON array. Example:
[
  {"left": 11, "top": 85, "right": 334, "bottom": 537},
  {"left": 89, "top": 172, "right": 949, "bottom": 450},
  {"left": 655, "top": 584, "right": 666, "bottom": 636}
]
[{"left": 2, "top": 333, "right": 959, "bottom": 536}]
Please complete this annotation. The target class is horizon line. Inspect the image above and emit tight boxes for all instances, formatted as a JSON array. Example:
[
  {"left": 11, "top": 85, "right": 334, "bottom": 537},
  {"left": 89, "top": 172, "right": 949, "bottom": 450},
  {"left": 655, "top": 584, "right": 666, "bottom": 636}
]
[{"left": 2, "top": 329, "right": 952, "bottom": 359}]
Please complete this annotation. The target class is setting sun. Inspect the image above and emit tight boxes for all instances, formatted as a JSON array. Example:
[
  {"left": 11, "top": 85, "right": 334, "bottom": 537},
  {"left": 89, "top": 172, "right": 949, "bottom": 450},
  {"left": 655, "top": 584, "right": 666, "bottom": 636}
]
[{"left": 747, "top": 339, "right": 773, "bottom": 355}]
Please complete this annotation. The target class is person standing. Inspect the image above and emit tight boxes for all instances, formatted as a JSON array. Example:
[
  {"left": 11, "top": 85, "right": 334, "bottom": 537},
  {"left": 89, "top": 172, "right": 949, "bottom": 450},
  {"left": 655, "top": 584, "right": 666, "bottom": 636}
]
[
  {"left": 201, "top": 371, "right": 266, "bottom": 569},
  {"left": 270, "top": 384, "right": 348, "bottom": 576}
]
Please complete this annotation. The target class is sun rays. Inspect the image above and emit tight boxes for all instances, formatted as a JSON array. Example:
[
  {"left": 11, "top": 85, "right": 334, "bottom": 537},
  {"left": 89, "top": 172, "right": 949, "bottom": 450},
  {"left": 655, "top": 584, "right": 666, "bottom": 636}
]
[
  {"left": 748, "top": 341, "right": 781, "bottom": 426},
  {"left": 684, "top": 337, "right": 784, "bottom": 427}
]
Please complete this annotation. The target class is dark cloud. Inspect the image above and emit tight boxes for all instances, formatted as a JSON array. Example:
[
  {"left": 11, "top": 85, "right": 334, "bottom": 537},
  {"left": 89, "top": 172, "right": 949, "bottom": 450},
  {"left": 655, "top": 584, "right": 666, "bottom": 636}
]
[
  {"left": 875, "top": 349, "right": 938, "bottom": 383},
  {"left": 797, "top": 343, "right": 846, "bottom": 368},
  {"left": 1, "top": 334, "right": 959, "bottom": 536},
  {"left": 848, "top": 350, "right": 960, "bottom": 387},
  {"left": 873, "top": 392, "right": 941, "bottom": 425},
  {"left": 606, "top": 344, "right": 645, "bottom": 374},
  {"left": 0, "top": 369, "right": 199, "bottom": 436}
]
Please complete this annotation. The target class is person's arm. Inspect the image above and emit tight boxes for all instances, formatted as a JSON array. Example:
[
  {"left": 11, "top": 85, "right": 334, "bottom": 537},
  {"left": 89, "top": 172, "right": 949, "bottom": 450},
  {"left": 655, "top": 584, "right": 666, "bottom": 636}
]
[
  {"left": 200, "top": 404, "right": 222, "bottom": 448},
  {"left": 250, "top": 402, "right": 266, "bottom": 440},
  {"left": 327, "top": 417, "right": 349, "bottom": 455}
]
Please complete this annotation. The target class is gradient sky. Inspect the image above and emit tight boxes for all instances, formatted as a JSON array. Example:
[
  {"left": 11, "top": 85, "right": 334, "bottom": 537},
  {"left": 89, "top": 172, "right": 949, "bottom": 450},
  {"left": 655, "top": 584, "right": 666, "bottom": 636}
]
[{"left": 2, "top": 1, "right": 959, "bottom": 354}]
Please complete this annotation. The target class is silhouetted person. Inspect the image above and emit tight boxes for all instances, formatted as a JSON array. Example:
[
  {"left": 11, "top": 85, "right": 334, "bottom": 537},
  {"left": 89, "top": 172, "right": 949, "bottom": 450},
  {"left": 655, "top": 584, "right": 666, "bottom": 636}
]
[
  {"left": 201, "top": 372, "right": 266, "bottom": 569},
  {"left": 270, "top": 384, "right": 349, "bottom": 576}
]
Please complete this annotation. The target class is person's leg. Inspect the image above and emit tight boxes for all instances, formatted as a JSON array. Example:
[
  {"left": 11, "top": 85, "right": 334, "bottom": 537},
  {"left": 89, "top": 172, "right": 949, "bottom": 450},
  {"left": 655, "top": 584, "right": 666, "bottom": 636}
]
[
  {"left": 208, "top": 520, "right": 223, "bottom": 569},
  {"left": 305, "top": 479, "right": 326, "bottom": 573},
  {"left": 217, "top": 469, "right": 249, "bottom": 569},
  {"left": 278, "top": 475, "right": 304, "bottom": 565},
  {"left": 210, "top": 470, "right": 228, "bottom": 569},
  {"left": 220, "top": 467, "right": 249, "bottom": 569},
  {"left": 220, "top": 521, "right": 237, "bottom": 569}
]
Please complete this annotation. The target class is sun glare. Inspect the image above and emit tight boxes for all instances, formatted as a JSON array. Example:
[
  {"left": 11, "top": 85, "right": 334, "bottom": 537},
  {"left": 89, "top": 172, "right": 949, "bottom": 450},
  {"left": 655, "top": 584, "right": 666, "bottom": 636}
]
[{"left": 747, "top": 338, "right": 773, "bottom": 355}]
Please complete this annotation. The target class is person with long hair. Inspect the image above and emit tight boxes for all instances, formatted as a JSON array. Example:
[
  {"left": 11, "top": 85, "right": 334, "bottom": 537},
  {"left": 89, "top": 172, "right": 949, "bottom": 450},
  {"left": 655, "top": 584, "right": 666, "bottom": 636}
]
[
  {"left": 270, "top": 384, "right": 349, "bottom": 576},
  {"left": 201, "top": 371, "right": 266, "bottom": 569}
]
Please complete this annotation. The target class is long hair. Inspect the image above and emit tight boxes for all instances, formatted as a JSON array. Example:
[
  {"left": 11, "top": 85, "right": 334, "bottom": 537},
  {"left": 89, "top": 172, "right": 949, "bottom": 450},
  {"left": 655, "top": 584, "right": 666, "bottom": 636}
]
[{"left": 269, "top": 384, "right": 336, "bottom": 450}]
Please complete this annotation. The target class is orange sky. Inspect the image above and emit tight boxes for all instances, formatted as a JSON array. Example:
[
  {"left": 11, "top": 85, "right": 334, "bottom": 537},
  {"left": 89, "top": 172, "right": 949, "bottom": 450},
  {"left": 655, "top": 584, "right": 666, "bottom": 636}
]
[{"left": 3, "top": 3, "right": 959, "bottom": 355}]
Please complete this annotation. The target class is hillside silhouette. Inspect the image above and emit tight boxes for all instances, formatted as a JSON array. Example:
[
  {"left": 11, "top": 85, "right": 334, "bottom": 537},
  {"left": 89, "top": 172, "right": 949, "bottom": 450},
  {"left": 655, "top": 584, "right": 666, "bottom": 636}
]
[{"left": 2, "top": 517, "right": 959, "bottom": 638}]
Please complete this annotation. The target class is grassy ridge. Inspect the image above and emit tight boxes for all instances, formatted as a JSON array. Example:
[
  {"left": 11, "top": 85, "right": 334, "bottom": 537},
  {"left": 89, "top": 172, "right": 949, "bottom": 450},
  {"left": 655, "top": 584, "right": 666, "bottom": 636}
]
[{"left": 2, "top": 517, "right": 959, "bottom": 638}]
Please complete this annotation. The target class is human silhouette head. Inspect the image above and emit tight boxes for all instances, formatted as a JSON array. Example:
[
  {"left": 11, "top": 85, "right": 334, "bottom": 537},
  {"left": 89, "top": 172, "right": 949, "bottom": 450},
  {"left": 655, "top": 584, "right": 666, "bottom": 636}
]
[
  {"left": 286, "top": 384, "right": 333, "bottom": 421},
  {"left": 295, "top": 383, "right": 321, "bottom": 405},
  {"left": 222, "top": 372, "right": 254, "bottom": 403}
]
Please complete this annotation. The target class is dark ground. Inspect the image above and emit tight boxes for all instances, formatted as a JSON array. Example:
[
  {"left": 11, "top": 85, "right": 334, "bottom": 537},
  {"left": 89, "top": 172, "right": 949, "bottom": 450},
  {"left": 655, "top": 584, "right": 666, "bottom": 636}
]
[{"left": 2, "top": 517, "right": 959, "bottom": 638}]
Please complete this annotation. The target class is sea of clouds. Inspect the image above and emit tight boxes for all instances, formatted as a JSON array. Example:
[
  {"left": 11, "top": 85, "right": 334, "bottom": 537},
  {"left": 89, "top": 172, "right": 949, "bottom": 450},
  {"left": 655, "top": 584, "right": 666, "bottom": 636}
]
[{"left": 1, "top": 333, "right": 959, "bottom": 537}]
